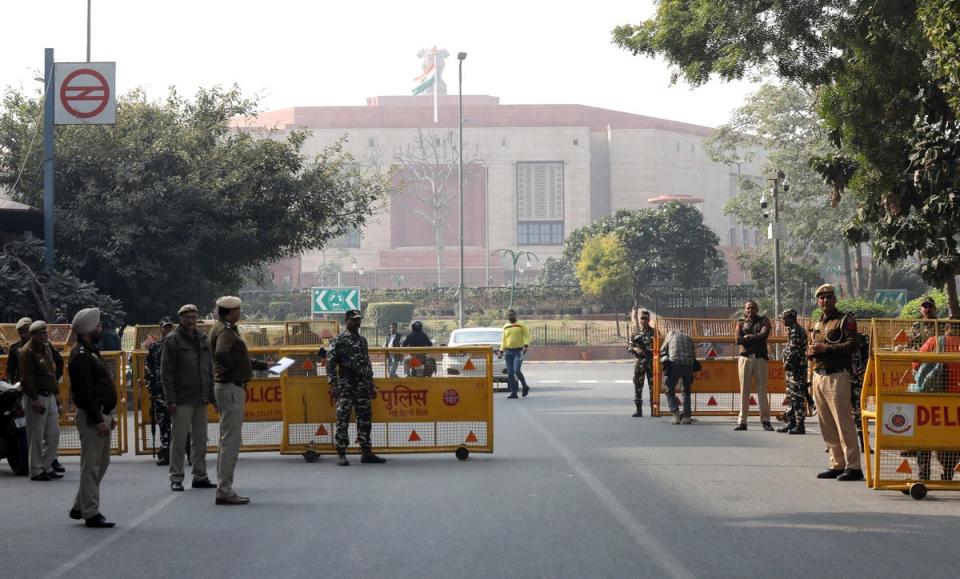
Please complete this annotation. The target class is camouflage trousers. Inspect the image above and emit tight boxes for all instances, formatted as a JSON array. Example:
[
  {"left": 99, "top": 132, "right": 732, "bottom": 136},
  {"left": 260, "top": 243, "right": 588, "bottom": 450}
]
[
  {"left": 335, "top": 386, "right": 373, "bottom": 452},
  {"left": 784, "top": 370, "right": 807, "bottom": 425},
  {"left": 152, "top": 398, "right": 172, "bottom": 456},
  {"left": 633, "top": 359, "right": 653, "bottom": 405}
]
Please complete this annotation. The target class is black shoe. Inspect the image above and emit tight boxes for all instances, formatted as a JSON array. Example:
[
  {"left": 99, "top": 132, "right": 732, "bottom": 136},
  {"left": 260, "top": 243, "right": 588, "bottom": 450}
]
[
  {"left": 337, "top": 454, "right": 350, "bottom": 467},
  {"left": 837, "top": 469, "right": 864, "bottom": 481},
  {"left": 170, "top": 481, "right": 184, "bottom": 492},
  {"left": 191, "top": 478, "right": 216, "bottom": 489},
  {"left": 31, "top": 473, "right": 52, "bottom": 481},
  {"left": 521, "top": 385, "right": 529, "bottom": 397},
  {"left": 51, "top": 460, "right": 65, "bottom": 473},
  {"left": 762, "top": 422, "right": 774, "bottom": 432},
  {"left": 788, "top": 423, "right": 806, "bottom": 435},
  {"left": 69, "top": 508, "right": 82, "bottom": 520},
  {"left": 733, "top": 424, "right": 747, "bottom": 431},
  {"left": 817, "top": 469, "right": 844, "bottom": 479},
  {"left": 156, "top": 458, "right": 170, "bottom": 466},
  {"left": 777, "top": 421, "right": 795, "bottom": 433},
  {"left": 47, "top": 471, "right": 63, "bottom": 479},
  {"left": 84, "top": 514, "right": 115, "bottom": 528},
  {"left": 360, "top": 452, "right": 386, "bottom": 464},
  {"left": 506, "top": 394, "right": 519, "bottom": 399},
  {"left": 632, "top": 410, "right": 643, "bottom": 417}
]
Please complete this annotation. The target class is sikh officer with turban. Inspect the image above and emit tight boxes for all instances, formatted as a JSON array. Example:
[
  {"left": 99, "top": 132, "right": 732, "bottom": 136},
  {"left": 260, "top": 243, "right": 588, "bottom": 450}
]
[{"left": 68, "top": 308, "right": 119, "bottom": 528}]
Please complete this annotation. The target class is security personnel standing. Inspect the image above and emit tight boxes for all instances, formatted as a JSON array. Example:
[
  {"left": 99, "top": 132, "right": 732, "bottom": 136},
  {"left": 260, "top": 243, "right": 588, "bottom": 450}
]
[
  {"left": 5, "top": 317, "right": 33, "bottom": 383},
  {"left": 68, "top": 308, "right": 118, "bottom": 528},
  {"left": 778, "top": 309, "right": 807, "bottom": 434},
  {"left": 326, "top": 309, "right": 385, "bottom": 466},
  {"left": 145, "top": 318, "right": 175, "bottom": 466},
  {"left": 807, "top": 284, "right": 863, "bottom": 481},
  {"left": 734, "top": 300, "right": 773, "bottom": 431},
  {"left": 628, "top": 310, "right": 656, "bottom": 417},
  {"left": 19, "top": 321, "right": 64, "bottom": 480},
  {"left": 210, "top": 296, "right": 269, "bottom": 505}
]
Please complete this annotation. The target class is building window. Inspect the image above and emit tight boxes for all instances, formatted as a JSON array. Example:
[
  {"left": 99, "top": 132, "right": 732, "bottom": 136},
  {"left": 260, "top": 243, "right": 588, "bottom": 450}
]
[
  {"left": 328, "top": 227, "right": 361, "bottom": 248},
  {"left": 518, "top": 221, "right": 564, "bottom": 245}
]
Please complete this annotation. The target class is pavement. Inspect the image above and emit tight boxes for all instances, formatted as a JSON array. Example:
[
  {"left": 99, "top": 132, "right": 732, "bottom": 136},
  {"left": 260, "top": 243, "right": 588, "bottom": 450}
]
[{"left": 2, "top": 362, "right": 957, "bottom": 579}]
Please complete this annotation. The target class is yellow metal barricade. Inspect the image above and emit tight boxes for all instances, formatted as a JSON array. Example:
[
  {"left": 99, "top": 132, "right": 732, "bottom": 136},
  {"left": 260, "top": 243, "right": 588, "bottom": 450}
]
[
  {"left": 57, "top": 350, "right": 128, "bottom": 456},
  {"left": 0, "top": 323, "right": 74, "bottom": 351},
  {"left": 652, "top": 318, "right": 793, "bottom": 417},
  {"left": 281, "top": 346, "right": 494, "bottom": 461},
  {"left": 862, "top": 319, "right": 960, "bottom": 499}
]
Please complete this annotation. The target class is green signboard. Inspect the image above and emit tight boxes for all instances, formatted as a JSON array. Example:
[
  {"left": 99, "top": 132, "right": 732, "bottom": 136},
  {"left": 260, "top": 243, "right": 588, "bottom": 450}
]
[
  {"left": 311, "top": 287, "right": 361, "bottom": 314},
  {"left": 875, "top": 289, "right": 907, "bottom": 308}
]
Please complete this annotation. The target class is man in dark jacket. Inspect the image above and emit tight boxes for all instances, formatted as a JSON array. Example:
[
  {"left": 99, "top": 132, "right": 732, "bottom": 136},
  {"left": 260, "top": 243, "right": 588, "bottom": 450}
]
[
  {"left": 68, "top": 308, "right": 118, "bottom": 528},
  {"left": 162, "top": 304, "right": 216, "bottom": 492},
  {"left": 402, "top": 321, "right": 434, "bottom": 377}
]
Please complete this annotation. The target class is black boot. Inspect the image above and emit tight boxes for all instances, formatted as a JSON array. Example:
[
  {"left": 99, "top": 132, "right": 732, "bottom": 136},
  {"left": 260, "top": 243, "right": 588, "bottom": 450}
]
[
  {"left": 777, "top": 421, "right": 796, "bottom": 433},
  {"left": 632, "top": 403, "right": 643, "bottom": 418},
  {"left": 788, "top": 422, "right": 806, "bottom": 435},
  {"left": 336, "top": 450, "right": 350, "bottom": 467},
  {"left": 360, "top": 450, "right": 386, "bottom": 464},
  {"left": 156, "top": 447, "right": 170, "bottom": 466}
]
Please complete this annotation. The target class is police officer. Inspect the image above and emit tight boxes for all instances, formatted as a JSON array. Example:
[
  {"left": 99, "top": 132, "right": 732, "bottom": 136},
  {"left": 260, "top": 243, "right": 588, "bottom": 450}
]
[
  {"left": 327, "top": 309, "right": 385, "bottom": 466},
  {"left": 162, "top": 304, "right": 217, "bottom": 492},
  {"left": 5, "top": 317, "right": 33, "bottom": 383},
  {"left": 628, "top": 310, "right": 656, "bottom": 417},
  {"left": 19, "top": 321, "right": 64, "bottom": 480},
  {"left": 210, "top": 296, "right": 269, "bottom": 505},
  {"left": 778, "top": 309, "right": 807, "bottom": 434},
  {"left": 908, "top": 295, "right": 938, "bottom": 350},
  {"left": 807, "top": 284, "right": 863, "bottom": 481},
  {"left": 734, "top": 300, "right": 773, "bottom": 431},
  {"left": 145, "top": 318, "right": 175, "bottom": 466},
  {"left": 68, "top": 308, "right": 119, "bottom": 528}
]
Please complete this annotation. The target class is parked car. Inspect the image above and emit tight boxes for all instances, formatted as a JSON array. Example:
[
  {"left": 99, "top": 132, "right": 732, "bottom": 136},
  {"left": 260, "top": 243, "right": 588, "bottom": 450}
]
[{"left": 443, "top": 327, "right": 507, "bottom": 383}]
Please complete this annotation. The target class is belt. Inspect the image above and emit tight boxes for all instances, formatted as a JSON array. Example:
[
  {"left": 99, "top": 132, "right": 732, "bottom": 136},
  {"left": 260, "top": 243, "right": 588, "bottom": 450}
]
[{"left": 814, "top": 367, "right": 847, "bottom": 376}]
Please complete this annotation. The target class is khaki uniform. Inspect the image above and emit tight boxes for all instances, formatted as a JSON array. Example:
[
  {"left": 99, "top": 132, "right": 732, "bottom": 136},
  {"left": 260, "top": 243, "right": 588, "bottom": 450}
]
[
  {"left": 810, "top": 310, "right": 861, "bottom": 471},
  {"left": 735, "top": 315, "right": 771, "bottom": 425},
  {"left": 19, "top": 341, "right": 63, "bottom": 477}
]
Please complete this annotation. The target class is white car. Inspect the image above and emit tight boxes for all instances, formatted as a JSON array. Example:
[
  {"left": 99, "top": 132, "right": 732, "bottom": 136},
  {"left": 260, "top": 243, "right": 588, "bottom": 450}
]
[{"left": 443, "top": 327, "right": 508, "bottom": 383}]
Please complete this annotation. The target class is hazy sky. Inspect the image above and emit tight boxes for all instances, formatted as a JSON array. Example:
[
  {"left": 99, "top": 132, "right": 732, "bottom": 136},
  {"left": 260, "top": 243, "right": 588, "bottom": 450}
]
[{"left": 2, "top": 1, "right": 761, "bottom": 128}]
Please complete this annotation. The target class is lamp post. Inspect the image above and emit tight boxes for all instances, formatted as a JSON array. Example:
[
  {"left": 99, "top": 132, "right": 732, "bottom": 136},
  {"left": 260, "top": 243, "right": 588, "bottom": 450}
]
[
  {"left": 457, "top": 51, "right": 467, "bottom": 328},
  {"left": 351, "top": 259, "right": 364, "bottom": 286},
  {"left": 493, "top": 249, "right": 539, "bottom": 310},
  {"left": 762, "top": 170, "right": 786, "bottom": 315}
]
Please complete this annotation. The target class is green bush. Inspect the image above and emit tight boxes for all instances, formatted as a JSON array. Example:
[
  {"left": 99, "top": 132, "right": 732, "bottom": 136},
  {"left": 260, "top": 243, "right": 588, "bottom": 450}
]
[
  {"left": 365, "top": 302, "right": 415, "bottom": 330},
  {"left": 900, "top": 289, "right": 949, "bottom": 318},
  {"left": 267, "top": 301, "right": 293, "bottom": 319},
  {"left": 811, "top": 297, "right": 895, "bottom": 320}
]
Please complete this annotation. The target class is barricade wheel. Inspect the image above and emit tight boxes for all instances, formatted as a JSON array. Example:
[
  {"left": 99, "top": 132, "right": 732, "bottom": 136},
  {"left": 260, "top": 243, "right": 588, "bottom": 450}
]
[
  {"left": 455, "top": 446, "right": 470, "bottom": 461},
  {"left": 303, "top": 450, "right": 319, "bottom": 463},
  {"left": 909, "top": 483, "right": 927, "bottom": 501}
]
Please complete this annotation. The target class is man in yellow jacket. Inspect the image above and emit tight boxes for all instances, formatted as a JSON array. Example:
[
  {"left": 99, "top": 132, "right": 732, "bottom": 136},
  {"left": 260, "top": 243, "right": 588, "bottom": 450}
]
[{"left": 498, "top": 309, "right": 531, "bottom": 398}]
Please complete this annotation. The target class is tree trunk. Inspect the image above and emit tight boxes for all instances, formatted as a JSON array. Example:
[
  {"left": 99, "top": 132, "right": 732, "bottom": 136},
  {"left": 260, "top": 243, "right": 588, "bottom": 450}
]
[
  {"left": 842, "top": 244, "right": 855, "bottom": 298},
  {"left": 867, "top": 251, "right": 878, "bottom": 295},
  {"left": 435, "top": 226, "right": 444, "bottom": 287},
  {"left": 945, "top": 276, "right": 960, "bottom": 318},
  {"left": 854, "top": 243, "right": 865, "bottom": 298}
]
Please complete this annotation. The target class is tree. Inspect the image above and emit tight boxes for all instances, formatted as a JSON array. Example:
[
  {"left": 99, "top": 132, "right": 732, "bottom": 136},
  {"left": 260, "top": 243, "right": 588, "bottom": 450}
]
[
  {"left": 575, "top": 233, "right": 633, "bottom": 311},
  {"left": 535, "top": 257, "right": 578, "bottom": 287},
  {"left": 736, "top": 247, "right": 823, "bottom": 317},
  {"left": 1, "top": 235, "right": 123, "bottom": 323},
  {"left": 0, "top": 86, "right": 388, "bottom": 322},
  {"left": 562, "top": 203, "right": 725, "bottom": 316},
  {"left": 614, "top": 1, "right": 960, "bottom": 315},
  {"left": 390, "top": 129, "right": 485, "bottom": 286}
]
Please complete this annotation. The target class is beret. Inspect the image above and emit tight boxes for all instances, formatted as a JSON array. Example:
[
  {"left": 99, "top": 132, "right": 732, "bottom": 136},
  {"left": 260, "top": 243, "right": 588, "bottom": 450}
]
[
  {"left": 920, "top": 296, "right": 936, "bottom": 307},
  {"left": 216, "top": 296, "right": 242, "bottom": 309},
  {"left": 72, "top": 308, "right": 101, "bottom": 335}
]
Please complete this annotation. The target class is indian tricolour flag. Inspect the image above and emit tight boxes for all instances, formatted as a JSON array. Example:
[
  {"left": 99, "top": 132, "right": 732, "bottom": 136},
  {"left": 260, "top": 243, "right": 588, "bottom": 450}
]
[{"left": 413, "top": 47, "right": 439, "bottom": 123}]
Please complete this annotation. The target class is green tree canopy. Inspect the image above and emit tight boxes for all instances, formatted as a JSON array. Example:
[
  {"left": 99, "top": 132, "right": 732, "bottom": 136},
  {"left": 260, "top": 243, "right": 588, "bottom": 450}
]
[
  {"left": 0, "top": 86, "right": 388, "bottom": 322},
  {"left": 736, "top": 247, "right": 824, "bottom": 317},
  {"left": 575, "top": 233, "right": 633, "bottom": 311}
]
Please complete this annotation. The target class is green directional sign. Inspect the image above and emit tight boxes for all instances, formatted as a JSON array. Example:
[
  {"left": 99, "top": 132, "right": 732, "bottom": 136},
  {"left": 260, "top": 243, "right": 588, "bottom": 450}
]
[
  {"left": 875, "top": 289, "right": 907, "bottom": 308},
  {"left": 311, "top": 287, "right": 361, "bottom": 314}
]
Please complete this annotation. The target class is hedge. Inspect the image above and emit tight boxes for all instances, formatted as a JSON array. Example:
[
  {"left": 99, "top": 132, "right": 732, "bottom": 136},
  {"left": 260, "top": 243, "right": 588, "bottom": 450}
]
[{"left": 365, "top": 302, "right": 416, "bottom": 330}]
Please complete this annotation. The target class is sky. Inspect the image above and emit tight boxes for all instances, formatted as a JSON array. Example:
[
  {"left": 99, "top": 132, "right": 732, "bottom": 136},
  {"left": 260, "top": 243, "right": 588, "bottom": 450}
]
[{"left": 1, "top": 1, "right": 761, "bottom": 128}]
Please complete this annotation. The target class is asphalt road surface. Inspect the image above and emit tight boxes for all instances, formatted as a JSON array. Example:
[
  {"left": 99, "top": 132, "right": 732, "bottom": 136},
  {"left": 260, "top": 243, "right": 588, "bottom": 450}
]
[{"left": 3, "top": 361, "right": 957, "bottom": 579}]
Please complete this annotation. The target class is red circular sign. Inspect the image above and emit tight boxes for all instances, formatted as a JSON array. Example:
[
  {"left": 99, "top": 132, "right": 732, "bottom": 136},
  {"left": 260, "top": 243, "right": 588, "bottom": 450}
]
[
  {"left": 442, "top": 389, "right": 460, "bottom": 406},
  {"left": 59, "top": 69, "right": 110, "bottom": 119}
]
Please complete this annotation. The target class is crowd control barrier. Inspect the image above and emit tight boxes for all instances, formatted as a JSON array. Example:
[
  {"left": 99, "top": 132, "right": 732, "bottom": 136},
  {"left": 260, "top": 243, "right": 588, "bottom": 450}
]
[
  {"left": 132, "top": 320, "right": 339, "bottom": 350},
  {"left": 862, "top": 319, "right": 960, "bottom": 499},
  {"left": 652, "top": 318, "right": 795, "bottom": 417},
  {"left": 1, "top": 323, "right": 75, "bottom": 351},
  {"left": 1, "top": 351, "right": 128, "bottom": 456},
  {"left": 281, "top": 346, "right": 494, "bottom": 461}
]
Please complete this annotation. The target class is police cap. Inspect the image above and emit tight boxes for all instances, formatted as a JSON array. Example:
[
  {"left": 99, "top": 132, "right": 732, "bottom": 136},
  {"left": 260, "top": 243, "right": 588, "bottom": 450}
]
[
  {"left": 780, "top": 308, "right": 798, "bottom": 319},
  {"left": 344, "top": 309, "right": 362, "bottom": 321},
  {"left": 815, "top": 284, "right": 836, "bottom": 297}
]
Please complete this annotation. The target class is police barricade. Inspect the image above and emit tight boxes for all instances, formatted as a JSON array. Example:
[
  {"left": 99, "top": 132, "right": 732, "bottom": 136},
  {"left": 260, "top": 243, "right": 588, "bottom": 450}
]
[
  {"left": 0, "top": 323, "right": 75, "bottom": 351},
  {"left": 0, "top": 350, "right": 127, "bottom": 456},
  {"left": 652, "top": 318, "right": 797, "bottom": 417},
  {"left": 132, "top": 320, "right": 338, "bottom": 350},
  {"left": 862, "top": 318, "right": 960, "bottom": 499},
  {"left": 281, "top": 346, "right": 494, "bottom": 461}
]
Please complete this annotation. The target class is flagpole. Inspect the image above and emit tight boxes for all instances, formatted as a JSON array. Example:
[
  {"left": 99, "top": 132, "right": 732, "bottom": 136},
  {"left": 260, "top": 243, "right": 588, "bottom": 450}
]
[{"left": 433, "top": 46, "right": 438, "bottom": 123}]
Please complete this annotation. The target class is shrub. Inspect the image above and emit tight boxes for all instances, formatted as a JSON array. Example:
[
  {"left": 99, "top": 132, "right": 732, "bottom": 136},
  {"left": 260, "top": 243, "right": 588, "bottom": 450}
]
[
  {"left": 900, "top": 289, "right": 949, "bottom": 318},
  {"left": 365, "top": 302, "right": 416, "bottom": 330},
  {"left": 811, "top": 297, "right": 895, "bottom": 320}
]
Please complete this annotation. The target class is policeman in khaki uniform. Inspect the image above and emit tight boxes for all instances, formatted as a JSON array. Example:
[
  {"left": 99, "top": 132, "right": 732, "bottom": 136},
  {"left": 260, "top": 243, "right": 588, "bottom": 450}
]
[
  {"left": 19, "top": 321, "right": 64, "bottom": 480},
  {"left": 807, "top": 284, "right": 863, "bottom": 481},
  {"left": 210, "top": 296, "right": 269, "bottom": 505},
  {"left": 68, "top": 308, "right": 119, "bottom": 528}
]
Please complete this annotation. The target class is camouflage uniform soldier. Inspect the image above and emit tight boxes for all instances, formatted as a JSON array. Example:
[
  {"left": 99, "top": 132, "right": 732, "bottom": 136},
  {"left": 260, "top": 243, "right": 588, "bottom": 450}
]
[
  {"left": 628, "top": 310, "right": 656, "bottom": 417},
  {"left": 778, "top": 309, "right": 808, "bottom": 435},
  {"left": 145, "top": 319, "right": 175, "bottom": 465},
  {"left": 850, "top": 332, "right": 870, "bottom": 451},
  {"left": 908, "top": 296, "right": 938, "bottom": 350},
  {"left": 326, "top": 309, "right": 385, "bottom": 467}
]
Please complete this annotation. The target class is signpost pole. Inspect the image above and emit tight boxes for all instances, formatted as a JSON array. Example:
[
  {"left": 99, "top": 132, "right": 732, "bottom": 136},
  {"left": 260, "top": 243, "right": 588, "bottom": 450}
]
[{"left": 43, "top": 48, "right": 55, "bottom": 272}]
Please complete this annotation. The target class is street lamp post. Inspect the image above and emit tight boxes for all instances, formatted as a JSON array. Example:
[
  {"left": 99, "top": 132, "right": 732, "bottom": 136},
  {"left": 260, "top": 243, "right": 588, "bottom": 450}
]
[
  {"left": 457, "top": 51, "right": 467, "bottom": 328},
  {"left": 493, "top": 249, "right": 539, "bottom": 310},
  {"left": 351, "top": 260, "right": 364, "bottom": 286},
  {"left": 762, "top": 170, "right": 786, "bottom": 315}
]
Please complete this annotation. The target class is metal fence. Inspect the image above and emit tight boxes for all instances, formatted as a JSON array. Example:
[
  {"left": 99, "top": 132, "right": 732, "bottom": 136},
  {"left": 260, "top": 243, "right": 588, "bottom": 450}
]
[{"left": 360, "top": 321, "right": 631, "bottom": 347}]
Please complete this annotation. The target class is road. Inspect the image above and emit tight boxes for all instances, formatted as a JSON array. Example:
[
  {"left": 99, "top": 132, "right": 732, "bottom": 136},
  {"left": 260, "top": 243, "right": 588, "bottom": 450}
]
[{"left": 2, "top": 361, "right": 956, "bottom": 579}]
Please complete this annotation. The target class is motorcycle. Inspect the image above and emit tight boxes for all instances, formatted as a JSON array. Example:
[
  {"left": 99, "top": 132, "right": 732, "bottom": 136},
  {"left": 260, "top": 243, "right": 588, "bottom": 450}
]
[{"left": 0, "top": 381, "right": 29, "bottom": 476}]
